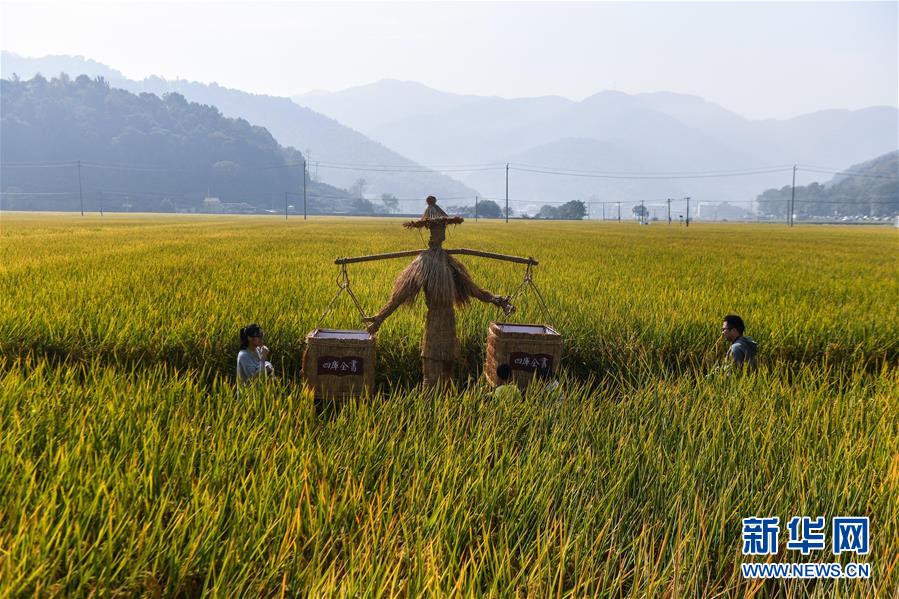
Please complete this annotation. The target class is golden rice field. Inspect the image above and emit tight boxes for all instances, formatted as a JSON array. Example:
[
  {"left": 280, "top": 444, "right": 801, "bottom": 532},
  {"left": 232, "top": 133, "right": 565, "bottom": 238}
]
[{"left": 1, "top": 213, "right": 897, "bottom": 597}]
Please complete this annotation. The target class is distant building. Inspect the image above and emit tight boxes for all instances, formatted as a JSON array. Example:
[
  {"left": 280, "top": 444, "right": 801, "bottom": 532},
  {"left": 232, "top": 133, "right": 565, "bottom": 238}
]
[
  {"left": 220, "top": 202, "right": 258, "bottom": 214},
  {"left": 204, "top": 196, "right": 260, "bottom": 214},
  {"left": 696, "top": 201, "right": 753, "bottom": 221},
  {"left": 203, "top": 196, "right": 222, "bottom": 213}
]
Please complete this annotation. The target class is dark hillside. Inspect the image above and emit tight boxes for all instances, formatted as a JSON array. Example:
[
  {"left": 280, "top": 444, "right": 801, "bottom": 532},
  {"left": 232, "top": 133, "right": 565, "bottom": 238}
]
[
  {"left": 1, "top": 75, "right": 351, "bottom": 213},
  {"left": 756, "top": 151, "right": 898, "bottom": 219}
]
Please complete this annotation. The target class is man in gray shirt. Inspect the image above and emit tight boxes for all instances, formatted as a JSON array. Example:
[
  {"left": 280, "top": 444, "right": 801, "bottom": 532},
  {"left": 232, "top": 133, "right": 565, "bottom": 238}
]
[{"left": 721, "top": 314, "right": 758, "bottom": 371}]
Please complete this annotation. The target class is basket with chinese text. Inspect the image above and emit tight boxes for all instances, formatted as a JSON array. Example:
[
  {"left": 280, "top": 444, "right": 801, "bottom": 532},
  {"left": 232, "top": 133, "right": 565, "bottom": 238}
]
[
  {"left": 303, "top": 329, "right": 375, "bottom": 399},
  {"left": 485, "top": 322, "right": 563, "bottom": 389}
]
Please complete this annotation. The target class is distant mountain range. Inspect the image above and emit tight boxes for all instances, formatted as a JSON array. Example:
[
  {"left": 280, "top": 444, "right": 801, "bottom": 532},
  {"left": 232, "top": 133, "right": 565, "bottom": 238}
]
[
  {"left": 0, "top": 75, "right": 352, "bottom": 214},
  {"left": 296, "top": 80, "right": 898, "bottom": 209},
  {"left": 3, "top": 52, "right": 896, "bottom": 214},
  {"left": 1, "top": 52, "right": 478, "bottom": 206}
]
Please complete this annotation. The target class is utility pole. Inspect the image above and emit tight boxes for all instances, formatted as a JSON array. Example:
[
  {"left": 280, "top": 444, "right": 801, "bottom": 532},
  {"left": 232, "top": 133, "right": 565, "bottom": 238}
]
[
  {"left": 505, "top": 163, "right": 509, "bottom": 223},
  {"left": 667, "top": 198, "right": 672, "bottom": 224},
  {"left": 475, "top": 196, "right": 479, "bottom": 222},
  {"left": 602, "top": 202, "right": 606, "bottom": 221},
  {"left": 685, "top": 196, "right": 691, "bottom": 227},
  {"left": 617, "top": 202, "right": 621, "bottom": 222},
  {"left": 641, "top": 200, "right": 646, "bottom": 224},
  {"left": 77, "top": 160, "right": 84, "bottom": 216},
  {"left": 284, "top": 191, "right": 288, "bottom": 220},
  {"left": 789, "top": 164, "right": 797, "bottom": 227},
  {"left": 303, "top": 158, "right": 308, "bottom": 221}
]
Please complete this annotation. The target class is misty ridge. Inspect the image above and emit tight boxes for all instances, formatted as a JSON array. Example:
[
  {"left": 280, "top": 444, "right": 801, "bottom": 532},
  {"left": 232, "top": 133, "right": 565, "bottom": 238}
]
[
  {"left": 1, "top": 51, "right": 897, "bottom": 219},
  {"left": 295, "top": 80, "right": 897, "bottom": 213}
]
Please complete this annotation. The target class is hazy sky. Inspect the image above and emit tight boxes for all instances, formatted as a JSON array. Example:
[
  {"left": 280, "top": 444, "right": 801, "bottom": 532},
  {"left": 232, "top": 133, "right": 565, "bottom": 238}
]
[{"left": 1, "top": 1, "right": 896, "bottom": 119}]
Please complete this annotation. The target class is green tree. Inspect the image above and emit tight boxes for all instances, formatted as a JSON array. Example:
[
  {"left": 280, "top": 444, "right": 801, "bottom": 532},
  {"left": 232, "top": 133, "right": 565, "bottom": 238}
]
[
  {"left": 558, "top": 200, "right": 586, "bottom": 220},
  {"left": 477, "top": 200, "right": 503, "bottom": 219},
  {"left": 349, "top": 178, "right": 367, "bottom": 198},
  {"left": 381, "top": 193, "right": 399, "bottom": 213}
]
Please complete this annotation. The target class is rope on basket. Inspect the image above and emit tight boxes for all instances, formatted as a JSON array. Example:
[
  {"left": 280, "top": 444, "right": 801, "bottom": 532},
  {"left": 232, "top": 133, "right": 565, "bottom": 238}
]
[
  {"left": 505, "top": 263, "right": 556, "bottom": 327},
  {"left": 315, "top": 264, "right": 369, "bottom": 330}
]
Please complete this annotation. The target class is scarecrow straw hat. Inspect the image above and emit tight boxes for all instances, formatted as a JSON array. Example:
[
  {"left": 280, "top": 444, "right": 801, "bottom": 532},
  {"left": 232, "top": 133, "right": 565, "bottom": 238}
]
[{"left": 404, "top": 196, "right": 465, "bottom": 229}]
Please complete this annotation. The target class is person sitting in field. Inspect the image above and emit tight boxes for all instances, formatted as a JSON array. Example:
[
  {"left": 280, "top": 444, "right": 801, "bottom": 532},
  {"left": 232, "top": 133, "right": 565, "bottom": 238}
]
[
  {"left": 721, "top": 314, "right": 758, "bottom": 372},
  {"left": 237, "top": 323, "right": 275, "bottom": 385},
  {"left": 492, "top": 363, "right": 522, "bottom": 401}
]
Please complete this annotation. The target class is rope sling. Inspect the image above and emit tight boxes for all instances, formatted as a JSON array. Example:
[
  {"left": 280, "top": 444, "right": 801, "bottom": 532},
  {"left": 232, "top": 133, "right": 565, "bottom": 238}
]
[
  {"left": 503, "top": 262, "right": 556, "bottom": 328},
  {"left": 315, "top": 263, "right": 369, "bottom": 330}
]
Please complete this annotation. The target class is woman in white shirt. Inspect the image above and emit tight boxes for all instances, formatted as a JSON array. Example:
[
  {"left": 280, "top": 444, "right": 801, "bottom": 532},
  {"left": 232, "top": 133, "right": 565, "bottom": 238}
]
[{"left": 236, "top": 323, "right": 274, "bottom": 385}]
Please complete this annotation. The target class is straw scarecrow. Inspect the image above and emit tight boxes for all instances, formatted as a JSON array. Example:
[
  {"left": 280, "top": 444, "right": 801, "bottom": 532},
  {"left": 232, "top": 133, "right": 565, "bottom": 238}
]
[{"left": 364, "top": 196, "right": 516, "bottom": 387}]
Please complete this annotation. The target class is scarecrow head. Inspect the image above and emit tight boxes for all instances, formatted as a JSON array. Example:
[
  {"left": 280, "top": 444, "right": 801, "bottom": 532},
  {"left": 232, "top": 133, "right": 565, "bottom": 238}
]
[{"left": 405, "top": 196, "right": 464, "bottom": 249}]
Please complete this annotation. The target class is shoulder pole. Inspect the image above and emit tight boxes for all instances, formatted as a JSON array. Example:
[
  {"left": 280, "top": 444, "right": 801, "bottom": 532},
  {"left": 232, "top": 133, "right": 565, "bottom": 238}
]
[
  {"left": 335, "top": 249, "right": 424, "bottom": 265},
  {"left": 335, "top": 248, "right": 538, "bottom": 266},
  {"left": 446, "top": 248, "right": 538, "bottom": 265}
]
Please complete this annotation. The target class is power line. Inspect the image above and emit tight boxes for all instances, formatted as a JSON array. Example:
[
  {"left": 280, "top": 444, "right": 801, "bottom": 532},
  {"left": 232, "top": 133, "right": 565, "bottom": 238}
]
[
  {"left": 257, "top": 160, "right": 306, "bottom": 170},
  {"left": 790, "top": 198, "right": 897, "bottom": 206},
  {"left": 85, "top": 190, "right": 205, "bottom": 198},
  {"left": 4, "top": 188, "right": 893, "bottom": 206},
  {"left": 512, "top": 162, "right": 795, "bottom": 176},
  {"left": 800, "top": 161, "right": 896, "bottom": 173},
  {"left": 510, "top": 165, "right": 793, "bottom": 180},
  {"left": 289, "top": 192, "right": 477, "bottom": 202},
  {"left": 798, "top": 167, "right": 895, "bottom": 180},
  {"left": 0, "top": 191, "right": 71, "bottom": 196},
  {"left": 314, "top": 163, "right": 501, "bottom": 174},
  {"left": 4, "top": 158, "right": 895, "bottom": 181},
  {"left": 0, "top": 161, "right": 77, "bottom": 168},
  {"left": 315, "top": 160, "right": 506, "bottom": 170},
  {"left": 80, "top": 161, "right": 199, "bottom": 173}
]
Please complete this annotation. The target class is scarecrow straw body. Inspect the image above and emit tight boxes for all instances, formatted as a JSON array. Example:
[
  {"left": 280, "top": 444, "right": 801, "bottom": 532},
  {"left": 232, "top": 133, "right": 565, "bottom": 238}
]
[
  {"left": 368, "top": 197, "right": 509, "bottom": 386},
  {"left": 372, "top": 247, "right": 496, "bottom": 362}
]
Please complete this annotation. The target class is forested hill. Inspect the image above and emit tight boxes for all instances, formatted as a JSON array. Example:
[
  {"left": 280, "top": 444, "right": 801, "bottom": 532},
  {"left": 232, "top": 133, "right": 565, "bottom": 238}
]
[
  {"left": 756, "top": 151, "right": 898, "bottom": 219},
  {"left": 1, "top": 52, "right": 481, "bottom": 204},
  {"left": 0, "top": 75, "right": 352, "bottom": 213}
]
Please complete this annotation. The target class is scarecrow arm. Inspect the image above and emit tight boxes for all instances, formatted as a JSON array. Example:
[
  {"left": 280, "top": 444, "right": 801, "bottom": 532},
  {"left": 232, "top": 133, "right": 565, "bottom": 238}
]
[
  {"left": 365, "top": 294, "right": 409, "bottom": 331},
  {"left": 335, "top": 250, "right": 423, "bottom": 265},
  {"left": 449, "top": 262, "right": 516, "bottom": 315},
  {"left": 365, "top": 294, "right": 415, "bottom": 333},
  {"left": 364, "top": 262, "right": 423, "bottom": 334},
  {"left": 446, "top": 248, "right": 538, "bottom": 266},
  {"left": 473, "top": 285, "right": 515, "bottom": 315},
  {"left": 446, "top": 248, "right": 534, "bottom": 315}
]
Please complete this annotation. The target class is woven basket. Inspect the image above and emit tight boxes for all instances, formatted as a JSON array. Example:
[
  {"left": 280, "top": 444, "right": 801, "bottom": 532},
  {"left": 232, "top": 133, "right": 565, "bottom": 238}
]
[
  {"left": 303, "top": 329, "right": 375, "bottom": 399},
  {"left": 485, "top": 322, "right": 563, "bottom": 389}
]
